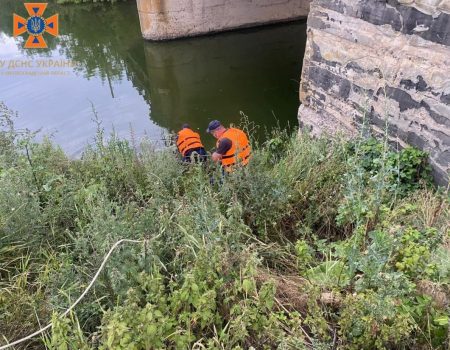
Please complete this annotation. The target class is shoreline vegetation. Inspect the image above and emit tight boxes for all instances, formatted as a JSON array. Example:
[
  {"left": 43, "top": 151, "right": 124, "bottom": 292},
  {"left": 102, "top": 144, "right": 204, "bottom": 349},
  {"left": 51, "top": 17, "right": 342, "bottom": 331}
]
[{"left": 0, "top": 101, "right": 449, "bottom": 349}]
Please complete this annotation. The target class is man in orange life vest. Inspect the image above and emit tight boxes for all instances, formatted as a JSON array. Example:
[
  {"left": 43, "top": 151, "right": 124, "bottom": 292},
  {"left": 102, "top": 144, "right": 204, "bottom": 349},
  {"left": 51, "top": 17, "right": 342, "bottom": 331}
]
[
  {"left": 206, "top": 120, "right": 251, "bottom": 172},
  {"left": 176, "top": 124, "right": 207, "bottom": 163}
]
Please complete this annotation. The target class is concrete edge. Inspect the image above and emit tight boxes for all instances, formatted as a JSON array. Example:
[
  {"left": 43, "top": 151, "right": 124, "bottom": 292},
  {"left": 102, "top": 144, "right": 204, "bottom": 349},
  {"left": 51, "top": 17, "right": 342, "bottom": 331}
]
[{"left": 141, "top": 16, "right": 308, "bottom": 41}]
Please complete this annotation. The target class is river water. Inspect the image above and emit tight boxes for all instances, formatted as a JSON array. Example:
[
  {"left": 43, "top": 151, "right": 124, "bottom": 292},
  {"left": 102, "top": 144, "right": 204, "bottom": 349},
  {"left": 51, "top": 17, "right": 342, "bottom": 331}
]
[{"left": 0, "top": 0, "right": 307, "bottom": 153}]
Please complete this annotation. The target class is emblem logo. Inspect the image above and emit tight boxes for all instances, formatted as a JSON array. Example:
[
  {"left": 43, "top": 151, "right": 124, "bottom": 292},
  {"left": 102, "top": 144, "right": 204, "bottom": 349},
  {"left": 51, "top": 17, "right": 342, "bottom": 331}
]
[{"left": 13, "top": 3, "right": 59, "bottom": 49}]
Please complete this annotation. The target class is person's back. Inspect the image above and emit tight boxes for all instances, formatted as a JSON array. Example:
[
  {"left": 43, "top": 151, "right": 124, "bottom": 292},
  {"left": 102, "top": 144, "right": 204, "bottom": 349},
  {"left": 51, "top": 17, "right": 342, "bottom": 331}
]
[
  {"left": 218, "top": 127, "right": 251, "bottom": 171},
  {"left": 176, "top": 124, "right": 207, "bottom": 163}
]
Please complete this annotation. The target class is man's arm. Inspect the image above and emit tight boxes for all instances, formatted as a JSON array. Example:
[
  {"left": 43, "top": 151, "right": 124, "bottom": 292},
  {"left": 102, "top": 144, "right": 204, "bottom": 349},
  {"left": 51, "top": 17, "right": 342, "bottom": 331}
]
[
  {"left": 212, "top": 138, "right": 232, "bottom": 163},
  {"left": 211, "top": 152, "right": 222, "bottom": 163}
]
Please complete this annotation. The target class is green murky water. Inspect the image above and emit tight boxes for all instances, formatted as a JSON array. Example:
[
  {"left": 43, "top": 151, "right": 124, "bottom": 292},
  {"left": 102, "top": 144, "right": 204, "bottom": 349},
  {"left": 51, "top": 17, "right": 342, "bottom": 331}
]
[{"left": 0, "top": 0, "right": 307, "bottom": 153}]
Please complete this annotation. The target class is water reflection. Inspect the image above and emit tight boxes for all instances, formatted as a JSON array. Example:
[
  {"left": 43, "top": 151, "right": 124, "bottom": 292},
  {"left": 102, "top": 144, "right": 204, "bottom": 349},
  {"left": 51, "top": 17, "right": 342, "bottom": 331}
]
[{"left": 0, "top": 0, "right": 306, "bottom": 153}]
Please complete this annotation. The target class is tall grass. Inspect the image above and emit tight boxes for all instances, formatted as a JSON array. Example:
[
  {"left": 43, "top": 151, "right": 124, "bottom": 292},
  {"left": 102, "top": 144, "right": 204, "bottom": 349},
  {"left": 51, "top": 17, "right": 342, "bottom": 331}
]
[{"left": 0, "top": 103, "right": 448, "bottom": 349}]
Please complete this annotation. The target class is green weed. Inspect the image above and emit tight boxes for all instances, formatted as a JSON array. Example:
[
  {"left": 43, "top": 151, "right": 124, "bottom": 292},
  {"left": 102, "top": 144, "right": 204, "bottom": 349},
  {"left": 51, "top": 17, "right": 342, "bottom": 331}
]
[{"left": 0, "top": 104, "right": 448, "bottom": 349}]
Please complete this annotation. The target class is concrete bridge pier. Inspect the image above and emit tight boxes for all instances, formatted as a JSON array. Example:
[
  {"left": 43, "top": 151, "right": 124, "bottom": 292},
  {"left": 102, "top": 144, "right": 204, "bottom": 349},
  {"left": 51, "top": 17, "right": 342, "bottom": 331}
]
[{"left": 136, "top": 0, "right": 310, "bottom": 41}]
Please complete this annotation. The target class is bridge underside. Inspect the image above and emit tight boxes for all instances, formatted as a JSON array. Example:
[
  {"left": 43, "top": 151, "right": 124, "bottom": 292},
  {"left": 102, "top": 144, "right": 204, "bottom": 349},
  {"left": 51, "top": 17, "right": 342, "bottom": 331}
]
[{"left": 136, "top": 0, "right": 311, "bottom": 41}]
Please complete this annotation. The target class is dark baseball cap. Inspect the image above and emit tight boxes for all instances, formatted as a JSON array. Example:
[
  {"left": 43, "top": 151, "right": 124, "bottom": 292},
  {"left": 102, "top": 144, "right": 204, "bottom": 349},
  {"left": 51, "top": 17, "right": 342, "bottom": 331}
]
[{"left": 206, "top": 120, "right": 222, "bottom": 133}]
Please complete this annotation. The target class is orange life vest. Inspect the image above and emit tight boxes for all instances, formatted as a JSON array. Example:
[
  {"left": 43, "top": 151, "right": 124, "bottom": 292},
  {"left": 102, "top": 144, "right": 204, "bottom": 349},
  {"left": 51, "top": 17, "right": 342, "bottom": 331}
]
[
  {"left": 217, "top": 127, "right": 251, "bottom": 172},
  {"left": 176, "top": 128, "right": 204, "bottom": 156}
]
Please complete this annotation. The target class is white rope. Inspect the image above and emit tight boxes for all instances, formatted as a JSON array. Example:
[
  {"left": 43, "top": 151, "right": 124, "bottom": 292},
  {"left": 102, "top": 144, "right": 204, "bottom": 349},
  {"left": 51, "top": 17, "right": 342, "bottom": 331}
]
[{"left": 0, "top": 238, "right": 146, "bottom": 350}]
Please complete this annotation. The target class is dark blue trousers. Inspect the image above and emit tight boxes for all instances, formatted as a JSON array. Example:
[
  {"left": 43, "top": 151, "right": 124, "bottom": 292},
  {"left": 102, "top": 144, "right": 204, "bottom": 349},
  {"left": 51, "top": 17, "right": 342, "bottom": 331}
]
[{"left": 182, "top": 147, "right": 208, "bottom": 163}]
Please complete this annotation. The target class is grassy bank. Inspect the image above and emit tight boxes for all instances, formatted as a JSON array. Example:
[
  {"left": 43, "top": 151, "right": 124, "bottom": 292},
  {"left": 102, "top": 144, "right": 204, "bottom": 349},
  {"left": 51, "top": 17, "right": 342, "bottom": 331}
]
[{"left": 0, "top": 102, "right": 449, "bottom": 349}]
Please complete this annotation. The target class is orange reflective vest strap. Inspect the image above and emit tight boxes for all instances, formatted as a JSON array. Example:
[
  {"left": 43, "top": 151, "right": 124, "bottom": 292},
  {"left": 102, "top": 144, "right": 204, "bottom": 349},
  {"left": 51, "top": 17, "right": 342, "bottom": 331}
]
[
  {"left": 217, "top": 128, "right": 251, "bottom": 171},
  {"left": 176, "top": 129, "right": 204, "bottom": 156}
]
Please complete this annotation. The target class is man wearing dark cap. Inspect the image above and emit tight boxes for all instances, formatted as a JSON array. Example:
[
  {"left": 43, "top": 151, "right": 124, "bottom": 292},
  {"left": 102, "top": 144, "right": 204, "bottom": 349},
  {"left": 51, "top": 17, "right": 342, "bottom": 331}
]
[
  {"left": 206, "top": 120, "right": 251, "bottom": 172},
  {"left": 176, "top": 124, "right": 207, "bottom": 163}
]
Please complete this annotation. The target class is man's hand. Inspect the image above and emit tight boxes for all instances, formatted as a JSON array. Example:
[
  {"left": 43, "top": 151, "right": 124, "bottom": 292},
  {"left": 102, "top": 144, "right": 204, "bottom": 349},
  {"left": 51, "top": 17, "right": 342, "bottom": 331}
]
[{"left": 211, "top": 152, "right": 222, "bottom": 163}]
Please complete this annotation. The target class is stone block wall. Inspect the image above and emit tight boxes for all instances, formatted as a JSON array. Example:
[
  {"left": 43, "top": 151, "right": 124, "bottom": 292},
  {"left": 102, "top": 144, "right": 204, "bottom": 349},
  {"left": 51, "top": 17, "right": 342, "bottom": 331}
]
[
  {"left": 298, "top": 0, "right": 450, "bottom": 185},
  {"left": 136, "top": 0, "right": 311, "bottom": 40}
]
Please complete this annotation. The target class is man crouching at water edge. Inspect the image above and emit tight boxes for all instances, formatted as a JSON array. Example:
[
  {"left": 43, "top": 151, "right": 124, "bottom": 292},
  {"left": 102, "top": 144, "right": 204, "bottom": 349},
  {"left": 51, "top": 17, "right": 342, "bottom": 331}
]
[
  {"left": 176, "top": 124, "right": 207, "bottom": 163},
  {"left": 207, "top": 120, "right": 251, "bottom": 172}
]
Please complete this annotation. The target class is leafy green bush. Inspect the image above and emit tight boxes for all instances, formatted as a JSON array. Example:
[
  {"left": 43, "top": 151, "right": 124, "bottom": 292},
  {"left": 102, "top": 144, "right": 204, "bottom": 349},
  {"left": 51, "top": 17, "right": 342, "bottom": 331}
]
[
  {"left": 339, "top": 290, "right": 415, "bottom": 349},
  {"left": 393, "top": 227, "right": 441, "bottom": 278}
]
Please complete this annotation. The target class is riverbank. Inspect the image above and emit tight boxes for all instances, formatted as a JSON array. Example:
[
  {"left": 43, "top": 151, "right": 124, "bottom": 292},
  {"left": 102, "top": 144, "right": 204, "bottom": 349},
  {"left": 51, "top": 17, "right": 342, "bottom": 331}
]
[
  {"left": 0, "top": 103, "right": 449, "bottom": 349},
  {"left": 1, "top": 0, "right": 305, "bottom": 155}
]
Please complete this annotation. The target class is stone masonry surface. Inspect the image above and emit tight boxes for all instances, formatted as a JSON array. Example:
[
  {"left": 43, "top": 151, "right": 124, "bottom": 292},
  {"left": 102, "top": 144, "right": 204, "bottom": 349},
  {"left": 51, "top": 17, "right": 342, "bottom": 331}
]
[{"left": 299, "top": 0, "right": 450, "bottom": 185}]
